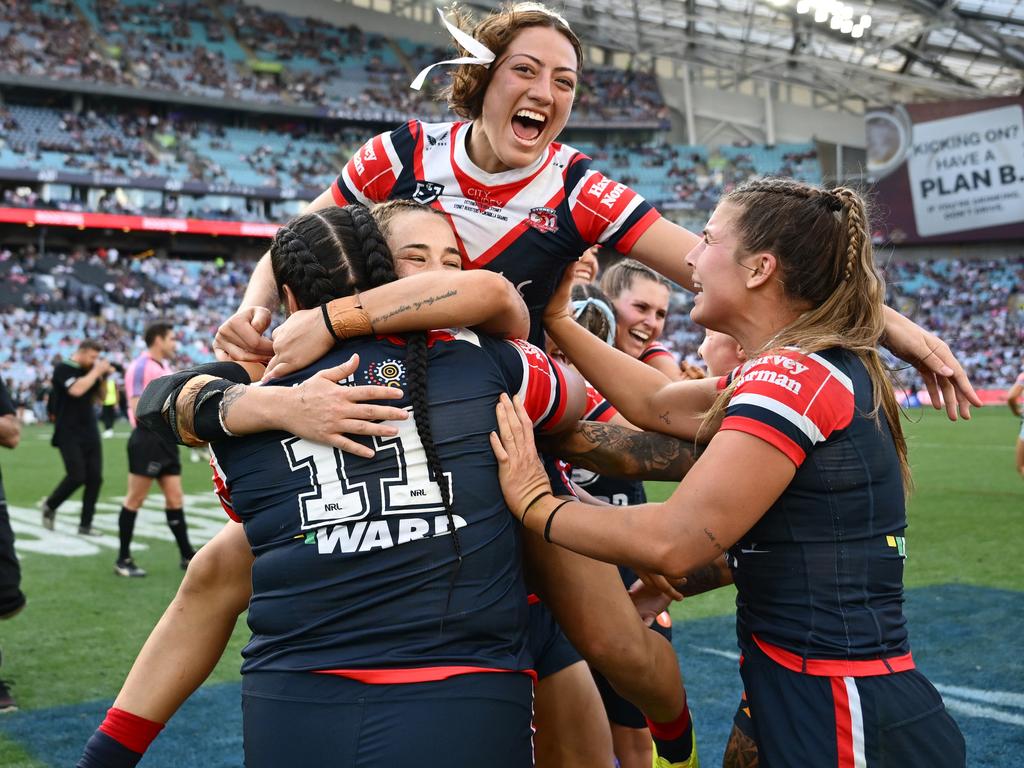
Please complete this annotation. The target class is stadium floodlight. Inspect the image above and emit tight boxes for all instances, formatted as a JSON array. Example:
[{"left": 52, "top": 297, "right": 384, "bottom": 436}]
[
  {"left": 840, "top": 18, "right": 853, "bottom": 32},
  {"left": 860, "top": 13, "right": 871, "bottom": 28},
  {"left": 814, "top": 7, "right": 829, "bottom": 22},
  {"left": 796, "top": 0, "right": 811, "bottom": 12},
  {"left": 830, "top": 14, "right": 843, "bottom": 28},
  {"left": 851, "top": 24, "right": 864, "bottom": 37}
]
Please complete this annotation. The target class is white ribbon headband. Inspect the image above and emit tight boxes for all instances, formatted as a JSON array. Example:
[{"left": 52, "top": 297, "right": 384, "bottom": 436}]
[{"left": 411, "top": 8, "right": 497, "bottom": 91}]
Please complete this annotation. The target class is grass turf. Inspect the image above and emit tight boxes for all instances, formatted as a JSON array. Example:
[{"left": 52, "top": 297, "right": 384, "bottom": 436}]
[{"left": 0, "top": 406, "right": 1020, "bottom": 763}]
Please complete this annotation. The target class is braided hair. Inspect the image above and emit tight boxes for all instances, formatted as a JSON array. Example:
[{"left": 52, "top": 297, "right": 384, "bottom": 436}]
[
  {"left": 270, "top": 203, "right": 464, "bottom": 612},
  {"left": 708, "top": 177, "right": 910, "bottom": 491}
]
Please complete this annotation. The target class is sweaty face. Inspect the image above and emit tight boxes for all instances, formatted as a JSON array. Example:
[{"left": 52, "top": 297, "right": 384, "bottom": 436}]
[
  {"left": 610, "top": 278, "right": 670, "bottom": 359},
  {"left": 386, "top": 210, "right": 463, "bottom": 278},
  {"left": 476, "top": 26, "right": 578, "bottom": 172},
  {"left": 686, "top": 203, "right": 752, "bottom": 333}
]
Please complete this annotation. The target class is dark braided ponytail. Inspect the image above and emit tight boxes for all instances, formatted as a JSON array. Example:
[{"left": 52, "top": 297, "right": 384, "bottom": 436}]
[{"left": 339, "top": 204, "right": 466, "bottom": 618}]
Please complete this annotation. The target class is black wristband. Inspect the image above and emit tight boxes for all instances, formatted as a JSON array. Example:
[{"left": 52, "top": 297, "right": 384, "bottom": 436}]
[
  {"left": 543, "top": 500, "right": 571, "bottom": 543},
  {"left": 520, "top": 491, "right": 552, "bottom": 525},
  {"left": 322, "top": 302, "right": 342, "bottom": 343},
  {"left": 193, "top": 380, "right": 238, "bottom": 442}
]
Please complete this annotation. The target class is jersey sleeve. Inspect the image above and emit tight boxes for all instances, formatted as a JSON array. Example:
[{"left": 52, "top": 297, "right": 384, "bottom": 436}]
[
  {"left": 582, "top": 383, "right": 617, "bottom": 423},
  {"left": 639, "top": 342, "right": 676, "bottom": 365},
  {"left": 332, "top": 121, "right": 419, "bottom": 206},
  {"left": 720, "top": 351, "right": 855, "bottom": 467},
  {"left": 489, "top": 338, "right": 569, "bottom": 433},
  {"left": 566, "top": 157, "right": 660, "bottom": 253},
  {"left": 209, "top": 450, "right": 240, "bottom": 523},
  {"left": 54, "top": 364, "right": 81, "bottom": 398}
]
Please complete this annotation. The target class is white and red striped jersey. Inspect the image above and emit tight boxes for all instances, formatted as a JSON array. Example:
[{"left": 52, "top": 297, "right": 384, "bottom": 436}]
[{"left": 332, "top": 120, "right": 659, "bottom": 346}]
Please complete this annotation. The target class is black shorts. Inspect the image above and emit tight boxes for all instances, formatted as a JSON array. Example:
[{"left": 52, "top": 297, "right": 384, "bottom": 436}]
[
  {"left": 242, "top": 670, "right": 535, "bottom": 768},
  {"left": 528, "top": 598, "right": 583, "bottom": 680},
  {"left": 127, "top": 426, "right": 181, "bottom": 478},
  {"left": 739, "top": 637, "right": 965, "bottom": 767},
  {"left": 593, "top": 615, "right": 673, "bottom": 728}
]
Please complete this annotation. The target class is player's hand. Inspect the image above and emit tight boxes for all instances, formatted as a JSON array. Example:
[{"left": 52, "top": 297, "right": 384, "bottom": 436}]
[
  {"left": 93, "top": 359, "right": 113, "bottom": 376},
  {"left": 543, "top": 264, "right": 575, "bottom": 326},
  {"left": 214, "top": 307, "right": 274, "bottom": 363},
  {"left": 881, "top": 306, "right": 982, "bottom": 421},
  {"left": 263, "top": 307, "right": 334, "bottom": 382},
  {"left": 679, "top": 361, "right": 706, "bottom": 380},
  {"left": 489, "top": 393, "right": 552, "bottom": 519},
  {"left": 284, "top": 355, "right": 409, "bottom": 459},
  {"left": 572, "top": 247, "right": 599, "bottom": 286},
  {"left": 628, "top": 576, "right": 677, "bottom": 627}
]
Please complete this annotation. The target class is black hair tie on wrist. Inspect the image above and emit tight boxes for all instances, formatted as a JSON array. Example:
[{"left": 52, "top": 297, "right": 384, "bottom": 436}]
[
  {"left": 321, "top": 303, "right": 342, "bottom": 343},
  {"left": 520, "top": 491, "right": 552, "bottom": 525},
  {"left": 543, "top": 500, "right": 571, "bottom": 543}
]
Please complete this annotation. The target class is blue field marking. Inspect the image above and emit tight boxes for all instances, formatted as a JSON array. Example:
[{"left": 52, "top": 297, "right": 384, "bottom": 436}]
[{"left": 1, "top": 584, "right": 1021, "bottom": 766}]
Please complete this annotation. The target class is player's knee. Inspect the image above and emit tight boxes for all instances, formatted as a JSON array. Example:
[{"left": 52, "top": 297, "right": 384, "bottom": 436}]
[{"left": 577, "top": 628, "right": 650, "bottom": 682}]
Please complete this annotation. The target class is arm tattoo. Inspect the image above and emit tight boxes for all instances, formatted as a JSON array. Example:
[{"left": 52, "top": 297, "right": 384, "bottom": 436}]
[
  {"left": 677, "top": 556, "right": 732, "bottom": 597},
  {"left": 369, "top": 289, "right": 458, "bottom": 326},
  {"left": 540, "top": 421, "right": 697, "bottom": 481},
  {"left": 703, "top": 527, "right": 725, "bottom": 553},
  {"left": 658, "top": 410, "right": 672, "bottom": 426},
  {"left": 219, "top": 384, "right": 245, "bottom": 423}
]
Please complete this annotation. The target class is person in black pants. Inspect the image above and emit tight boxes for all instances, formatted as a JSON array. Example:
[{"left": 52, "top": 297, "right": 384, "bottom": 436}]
[
  {"left": 0, "top": 377, "right": 25, "bottom": 712},
  {"left": 41, "top": 340, "right": 110, "bottom": 535}
]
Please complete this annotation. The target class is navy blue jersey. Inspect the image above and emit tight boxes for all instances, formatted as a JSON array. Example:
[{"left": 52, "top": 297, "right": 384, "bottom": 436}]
[
  {"left": 210, "top": 330, "right": 569, "bottom": 677},
  {"left": 332, "top": 120, "right": 659, "bottom": 346},
  {"left": 719, "top": 347, "right": 909, "bottom": 662}
]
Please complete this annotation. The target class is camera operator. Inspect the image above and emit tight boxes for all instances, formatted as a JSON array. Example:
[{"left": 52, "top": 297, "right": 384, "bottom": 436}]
[{"left": 40, "top": 340, "right": 110, "bottom": 535}]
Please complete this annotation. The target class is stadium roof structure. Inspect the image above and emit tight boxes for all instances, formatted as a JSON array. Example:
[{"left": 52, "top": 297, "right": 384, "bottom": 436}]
[{"left": 444, "top": 0, "right": 1024, "bottom": 108}]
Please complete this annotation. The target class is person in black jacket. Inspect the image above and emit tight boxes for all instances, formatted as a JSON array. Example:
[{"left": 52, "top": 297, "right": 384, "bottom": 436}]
[
  {"left": 0, "top": 376, "right": 25, "bottom": 712},
  {"left": 41, "top": 340, "right": 110, "bottom": 535}
]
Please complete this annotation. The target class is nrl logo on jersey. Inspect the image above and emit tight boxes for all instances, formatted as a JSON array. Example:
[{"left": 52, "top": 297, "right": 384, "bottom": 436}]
[
  {"left": 527, "top": 206, "right": 558, "bottom": 234},
  {"left": 412, "top": 181, "right": 444, "bottom": 205}
]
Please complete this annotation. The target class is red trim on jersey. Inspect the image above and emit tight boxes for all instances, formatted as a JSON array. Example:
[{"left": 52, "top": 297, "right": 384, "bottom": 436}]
[
  {"left": 527, "top": 593, "right": 541, "bottom": 605},
  {"left": 720, "top": 414, "right": 806, "bottom": 466},
  {"left": 614, "top": 206, "right": 660, "bottom": 254},
  {"left": 209, "top": 457, "right": 240, "bottom": 523},
  {"left": 831, "top": 676, "right": 857, "bottom": 768},
  {"left": 330, "top": 179, "right": 346, "bottom": 206},
  {"left": 98, "top": 707, "right": 164, "bottom": 754},
  {"left": 316, "top": 665, "right": 537, "bottom": 684},
  {"left": 754, "top": 635, "right": 915, "bottom": 677},
  {"left": 546, "top": 360, "right": 569, "bottom": 427},
  {"left": 583, "top": 384, "right": 617, "bottom": 422},
  {"left": 640, "top": 343, "right": 675, "bottom": 363}
]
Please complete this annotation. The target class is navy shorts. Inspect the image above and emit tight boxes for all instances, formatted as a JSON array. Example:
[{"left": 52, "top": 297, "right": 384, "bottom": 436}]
[
  {"left": 739, "top": 637, "right": 965, "bottom": 767},
  {"left": 528, "top": 598, "right": 583, "bottom": 680},
  {"left": 593, "top": 617, "right": 672, "bottom": 728},
  {"left": 242, "top": 670, "right": 535, "bottom": 768}
]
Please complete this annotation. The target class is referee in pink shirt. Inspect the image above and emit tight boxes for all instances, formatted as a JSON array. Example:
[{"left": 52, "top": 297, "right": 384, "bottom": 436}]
[{"left": 116, "top": 323, "right": 195, "bottom": 577}]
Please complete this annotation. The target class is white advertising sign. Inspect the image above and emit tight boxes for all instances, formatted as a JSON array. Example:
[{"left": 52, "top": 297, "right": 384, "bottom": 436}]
[{"left": 908, "top": 105, "right": 1024, "bottom": 237}]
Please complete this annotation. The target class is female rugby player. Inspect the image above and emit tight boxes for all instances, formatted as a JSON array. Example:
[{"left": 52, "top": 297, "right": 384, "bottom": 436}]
[
  {"left": 214, "top": 7, "right": 974, "bottom": 766},
  {"left": 1008, "top": 367, "right": 1024, "bottom": 478},
  {"left": 492, "top": 178, "right": 968, "bottom": 767}
]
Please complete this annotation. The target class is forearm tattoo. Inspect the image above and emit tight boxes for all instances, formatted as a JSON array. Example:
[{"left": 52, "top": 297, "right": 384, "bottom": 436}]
[
  {"left": 542, "top": 421, "right": 697, "bottom": 481},
  {"left": 677, "top": 557, "right": 732, "bottom": 597},
  {"left": 175, "top": 374, "right": 218, "bottom": 447},
  {"left": 370, "top": 289, "right": 458, "bottom": 326},
  {"left": 218, "top": 384, "right": 245, "bottom": 430}
]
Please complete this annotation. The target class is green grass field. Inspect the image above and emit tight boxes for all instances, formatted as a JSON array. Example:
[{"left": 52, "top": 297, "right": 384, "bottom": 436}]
[{"left": 0, "top": 407, "right": 1021, "bottom": 765}]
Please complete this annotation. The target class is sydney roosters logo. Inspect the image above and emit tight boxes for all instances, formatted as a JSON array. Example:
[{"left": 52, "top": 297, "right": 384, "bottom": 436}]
[{"left": 527, "top": 207, "right": 558, "bottom": 234}]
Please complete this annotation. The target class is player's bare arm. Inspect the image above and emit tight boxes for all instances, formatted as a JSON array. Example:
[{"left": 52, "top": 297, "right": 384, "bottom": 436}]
[
  {"left": 1007, "top": 380, "right": 1023, "bottom": 418},
  {"left": 263, "top": 269, "right": 530, "bottom": 380},
  {"left": 539, "top": 421, "right": 698, "bottom": 482},
  {"left": 0, "top": 414, "right": 21, "bottom": 449}
]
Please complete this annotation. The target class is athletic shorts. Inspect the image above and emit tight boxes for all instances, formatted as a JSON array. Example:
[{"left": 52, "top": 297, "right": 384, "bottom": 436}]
[
  {"left": 739, "top": 637, "right": 965, "bottom": 767},
  {"left": 1018, "top": 417, "right": 1024, "bottom": 440},
  {"left": 529, "top": 598, "right": 583, "bottom": 680},
  {"left": 127, "top": 426, "right": 181, "bottom": 478},
  {"left": 241, "top": 670, "right": 535, "bottom": 768},
  {"left": 593, "top": 616, "right": 672, "bottom": 729}
]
